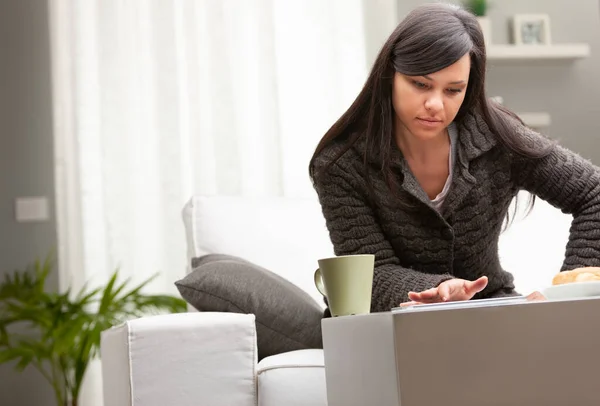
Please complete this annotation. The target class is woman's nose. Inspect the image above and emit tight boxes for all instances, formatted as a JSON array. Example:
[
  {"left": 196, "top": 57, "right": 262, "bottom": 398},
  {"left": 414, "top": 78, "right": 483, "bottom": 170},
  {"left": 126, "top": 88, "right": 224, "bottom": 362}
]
[{"left": 424, "top": 95, "right": 443, "bottom": 112}]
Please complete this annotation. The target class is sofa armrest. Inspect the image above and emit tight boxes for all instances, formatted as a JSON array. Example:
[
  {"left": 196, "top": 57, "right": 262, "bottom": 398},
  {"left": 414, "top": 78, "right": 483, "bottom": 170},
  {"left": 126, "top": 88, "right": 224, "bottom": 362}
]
[{"left": 100, "top": 312, "right": 257, "bottom": 406}]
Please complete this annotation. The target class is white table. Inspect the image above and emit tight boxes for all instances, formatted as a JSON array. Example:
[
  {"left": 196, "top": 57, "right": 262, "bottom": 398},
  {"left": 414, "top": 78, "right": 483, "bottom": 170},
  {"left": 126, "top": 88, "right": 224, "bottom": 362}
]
[{"left": 322, "top": 296, "right": 600, "bottom": 406}]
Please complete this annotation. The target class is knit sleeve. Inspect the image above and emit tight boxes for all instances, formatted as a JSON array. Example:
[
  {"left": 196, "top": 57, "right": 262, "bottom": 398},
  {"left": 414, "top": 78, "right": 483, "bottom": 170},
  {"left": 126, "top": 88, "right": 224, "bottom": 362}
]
[
  {"left": 312, "top": 159, "right": 454, "bottom": 312},
  {"left": 510, "top": 127, "right": 600, "bottom": 271}
]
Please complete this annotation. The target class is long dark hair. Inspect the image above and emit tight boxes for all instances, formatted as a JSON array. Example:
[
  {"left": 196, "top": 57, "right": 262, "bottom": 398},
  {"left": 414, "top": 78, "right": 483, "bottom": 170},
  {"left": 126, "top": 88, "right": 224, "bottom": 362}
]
[{"left": 308, "top": 3, "right": 553, "bottom": 198}]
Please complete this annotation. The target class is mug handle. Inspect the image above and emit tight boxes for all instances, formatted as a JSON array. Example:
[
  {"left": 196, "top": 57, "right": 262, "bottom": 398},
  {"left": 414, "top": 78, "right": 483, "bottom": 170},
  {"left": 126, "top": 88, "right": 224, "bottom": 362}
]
[{"left": 314, "top": 268, "right": 327, "bottom": 296}]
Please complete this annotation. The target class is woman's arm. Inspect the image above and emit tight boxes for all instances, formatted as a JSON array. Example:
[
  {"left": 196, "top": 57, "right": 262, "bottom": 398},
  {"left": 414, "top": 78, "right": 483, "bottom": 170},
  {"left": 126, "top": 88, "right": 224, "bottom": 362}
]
[
  {"left": 510, "top": 127, "right": 600, "bottom": 271},
  {"left": 313, "top": 160, "right": 454, "bottom": 312}
]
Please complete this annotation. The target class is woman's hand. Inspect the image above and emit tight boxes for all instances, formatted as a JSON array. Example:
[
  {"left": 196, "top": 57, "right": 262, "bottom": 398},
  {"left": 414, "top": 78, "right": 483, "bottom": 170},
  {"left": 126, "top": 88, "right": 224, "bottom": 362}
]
[
  {"left": 400, "top": 276, "right": 488, "bottom": 307},
  {"left": 525, "top": 291, "right": 546, "bottom": 301}
]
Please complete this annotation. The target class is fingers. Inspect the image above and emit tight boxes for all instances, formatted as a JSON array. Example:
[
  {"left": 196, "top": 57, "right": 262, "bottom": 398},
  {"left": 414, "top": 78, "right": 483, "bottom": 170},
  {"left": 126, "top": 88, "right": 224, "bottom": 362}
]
[
  {"left": 404, "top": 276, "right": 491, "bottom": 308},
  {"left": 414, "top": 287, "right": 439, "bottom": 298},
  {"left": 464, "top": 276, "right": 488, "bottom": 295},
  {"left": 437, "top": 282, "right": 452, "bottom": 302},
  {"left": 408, "top": 287, "right": 440, "bottom": 303},
  {"left": 526, "top": 291, "right": 547, "bottom": 301}
]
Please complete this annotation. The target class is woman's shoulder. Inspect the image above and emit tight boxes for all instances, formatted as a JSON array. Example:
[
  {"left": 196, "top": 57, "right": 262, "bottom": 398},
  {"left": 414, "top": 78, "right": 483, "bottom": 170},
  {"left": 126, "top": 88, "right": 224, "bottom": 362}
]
[
  {"left": 311, "top": 135, "right": 363, "bottom": 175},
  {"left": 458, "top": 108, "right": 554, "bottom": 159}
]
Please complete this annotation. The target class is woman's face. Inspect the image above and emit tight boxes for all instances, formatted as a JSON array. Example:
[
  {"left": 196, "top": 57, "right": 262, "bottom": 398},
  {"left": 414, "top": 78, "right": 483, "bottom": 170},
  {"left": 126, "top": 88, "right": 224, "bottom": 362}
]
[{"left": 392, "top": 53, "right": 471, "bottom": 141}]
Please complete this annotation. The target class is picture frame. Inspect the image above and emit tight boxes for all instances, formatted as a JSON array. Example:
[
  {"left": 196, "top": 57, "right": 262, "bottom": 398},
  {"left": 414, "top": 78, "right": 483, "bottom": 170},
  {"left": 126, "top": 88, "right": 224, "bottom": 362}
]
[{"left": 512, "top": 14, "right": 552, "bottom": 45}]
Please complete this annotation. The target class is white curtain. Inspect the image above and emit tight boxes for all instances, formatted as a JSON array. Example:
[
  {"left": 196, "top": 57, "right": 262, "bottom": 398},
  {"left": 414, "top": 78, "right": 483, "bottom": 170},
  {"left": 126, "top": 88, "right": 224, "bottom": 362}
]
[{"left": 48, "top": 1, "right": 392, "bottom": 405}]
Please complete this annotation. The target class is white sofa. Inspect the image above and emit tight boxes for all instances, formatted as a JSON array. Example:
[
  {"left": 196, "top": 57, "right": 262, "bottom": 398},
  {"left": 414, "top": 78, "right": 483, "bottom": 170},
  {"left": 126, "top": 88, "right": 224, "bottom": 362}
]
[{"left": 100, "top": 192, "right": 572, "bottom": 406}]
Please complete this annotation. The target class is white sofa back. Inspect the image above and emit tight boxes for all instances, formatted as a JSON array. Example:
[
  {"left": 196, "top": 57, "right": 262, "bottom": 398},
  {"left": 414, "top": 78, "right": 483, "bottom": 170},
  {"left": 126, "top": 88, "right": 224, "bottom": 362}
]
[
  {"left": 182, "top": 196, "right": 335, "bottom": 305},
  {"left": 182, "top": 192, "right": 572, "bottom": 304}
]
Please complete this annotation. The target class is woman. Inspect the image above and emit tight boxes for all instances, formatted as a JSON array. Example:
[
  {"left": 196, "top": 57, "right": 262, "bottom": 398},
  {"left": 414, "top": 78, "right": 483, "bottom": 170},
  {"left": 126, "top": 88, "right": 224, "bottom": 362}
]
[{"left": 309, "top": 3, "right": 600, "bottom": 312}]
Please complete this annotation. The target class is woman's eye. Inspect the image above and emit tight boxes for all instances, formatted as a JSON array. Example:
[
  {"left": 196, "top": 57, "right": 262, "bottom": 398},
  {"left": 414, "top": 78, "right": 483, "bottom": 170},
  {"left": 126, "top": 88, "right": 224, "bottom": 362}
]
[
  {"left": 412, "top": 80, "right": 427, "bottom": 89},
  {"left": 447, "top": 88, "right": 462, "bottom": 94}
]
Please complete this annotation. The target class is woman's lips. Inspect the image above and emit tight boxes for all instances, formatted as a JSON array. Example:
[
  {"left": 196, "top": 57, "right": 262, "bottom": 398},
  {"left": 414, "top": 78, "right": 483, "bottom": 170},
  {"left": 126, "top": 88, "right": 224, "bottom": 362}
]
[{"left": 416, "top": 117, "right": 442, "bottom": 127}]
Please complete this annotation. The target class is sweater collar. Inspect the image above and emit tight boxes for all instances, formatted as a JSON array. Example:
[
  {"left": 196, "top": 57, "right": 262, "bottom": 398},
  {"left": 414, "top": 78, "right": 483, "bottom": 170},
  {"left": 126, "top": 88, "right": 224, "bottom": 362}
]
[{"left": 455, "top": 111, "right": 498, "bottom": 163}]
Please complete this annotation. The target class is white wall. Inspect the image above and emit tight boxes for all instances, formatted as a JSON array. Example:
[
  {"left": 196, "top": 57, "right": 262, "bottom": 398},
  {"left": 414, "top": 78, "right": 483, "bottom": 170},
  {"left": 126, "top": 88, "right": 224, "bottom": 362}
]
[
  {"left": 0, "top": 0, "right": 58, "bottom": 405},
  {"left": 361, "top": 0, "right": 399, "bottom": 66}
]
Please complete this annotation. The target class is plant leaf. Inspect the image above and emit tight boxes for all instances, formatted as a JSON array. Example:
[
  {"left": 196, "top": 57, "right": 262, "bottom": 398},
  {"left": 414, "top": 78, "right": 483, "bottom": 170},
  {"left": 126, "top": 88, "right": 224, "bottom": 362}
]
[
  {"left": 0, "top": 348, "right": 22, "bottom": 364},
  {"left": 97, "top": 271, "right": 120, "bottom": 314},
  {"left": 1, "top": 255, "right": 187, "bottom": 406}
]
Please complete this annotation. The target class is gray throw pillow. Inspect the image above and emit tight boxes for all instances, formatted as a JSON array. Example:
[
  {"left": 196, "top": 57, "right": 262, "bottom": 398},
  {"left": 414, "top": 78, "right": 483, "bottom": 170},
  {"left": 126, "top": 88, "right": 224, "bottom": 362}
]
[{"left": 175, "top": 254, "right": 324, "bottom": 360}]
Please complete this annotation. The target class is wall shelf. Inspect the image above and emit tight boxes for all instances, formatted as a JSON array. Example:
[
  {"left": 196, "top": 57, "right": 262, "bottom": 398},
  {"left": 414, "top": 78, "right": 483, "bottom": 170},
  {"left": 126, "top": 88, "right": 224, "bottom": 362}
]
[
  {"left": 487, "top": 44, "right": 590, "bottom": 62},
  {"left": 517, "top": 112, "right": 551, "bottom": 128}
]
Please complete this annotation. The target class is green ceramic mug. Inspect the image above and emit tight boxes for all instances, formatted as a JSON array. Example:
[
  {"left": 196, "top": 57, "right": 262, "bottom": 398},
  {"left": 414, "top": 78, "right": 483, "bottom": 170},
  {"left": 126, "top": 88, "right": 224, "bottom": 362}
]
[{"left": 313, "top": 254, "right": 374, "bottom": 317}]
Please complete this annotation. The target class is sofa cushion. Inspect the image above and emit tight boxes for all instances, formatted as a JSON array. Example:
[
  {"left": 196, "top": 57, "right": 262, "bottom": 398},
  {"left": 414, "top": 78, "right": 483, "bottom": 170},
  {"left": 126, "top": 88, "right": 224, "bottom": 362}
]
[
  {"left": 257, "top": 349, "right": 327, "bottom": 406},
  {"left": 175, "top": 254, "right": 324, "bottom": 360}
]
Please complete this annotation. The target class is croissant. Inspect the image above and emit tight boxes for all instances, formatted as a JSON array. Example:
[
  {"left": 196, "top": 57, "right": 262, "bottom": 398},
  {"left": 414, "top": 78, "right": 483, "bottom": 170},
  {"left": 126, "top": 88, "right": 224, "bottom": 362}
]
[{"left": 552, "top": 267, "right": 600, "bottom": 285}]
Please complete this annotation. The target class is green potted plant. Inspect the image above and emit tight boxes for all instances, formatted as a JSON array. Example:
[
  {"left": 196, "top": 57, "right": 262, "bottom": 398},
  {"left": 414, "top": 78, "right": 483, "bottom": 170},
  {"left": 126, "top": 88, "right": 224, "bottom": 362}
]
[
  {"left": 0, "top": 256, "right": 187, "bottom": 406},
  {"left": 464, "top": 0, "right": 492, "bottom": 46}
]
